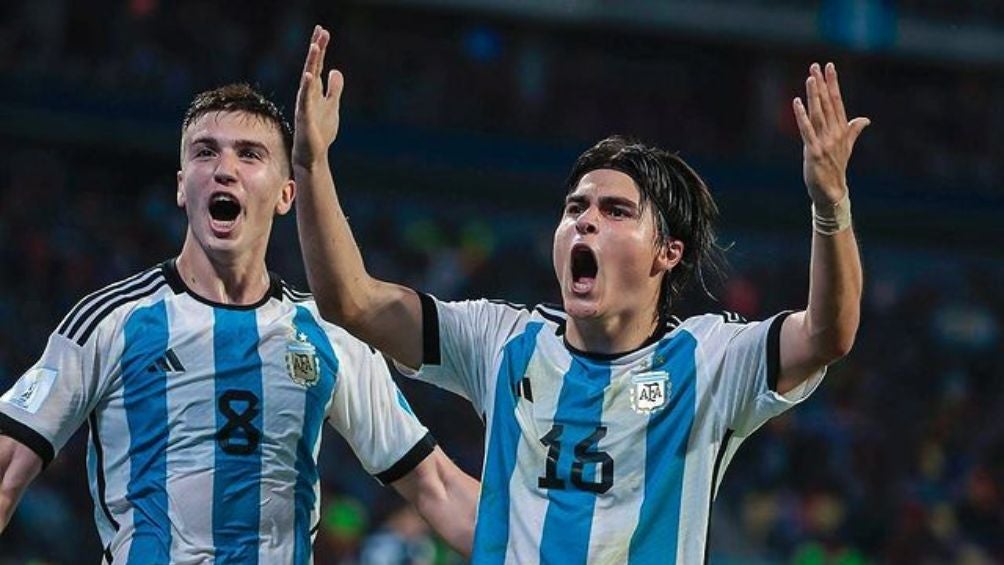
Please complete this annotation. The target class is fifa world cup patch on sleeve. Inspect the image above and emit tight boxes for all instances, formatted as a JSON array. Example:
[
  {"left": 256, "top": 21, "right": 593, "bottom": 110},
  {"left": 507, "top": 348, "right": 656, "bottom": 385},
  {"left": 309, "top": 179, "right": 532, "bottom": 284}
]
[
  {"left": 286, "top": 331, "right": 320, "bottom": 387},
  {"left": 630, "top": 371, "right": 671, "bottom": 414},
  {"left": 1, "top": 368, "right": 58, "bottom": 414}
]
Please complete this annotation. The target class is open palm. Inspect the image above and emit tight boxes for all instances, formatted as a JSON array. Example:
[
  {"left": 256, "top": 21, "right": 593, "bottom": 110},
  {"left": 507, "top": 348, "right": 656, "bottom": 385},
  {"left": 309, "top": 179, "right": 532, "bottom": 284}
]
[
  {"left": 293, "top": 25, "right": 344, "bottom": 170},
  {"left": 793, "top": 62, "right": 870, "bottom": 205}
]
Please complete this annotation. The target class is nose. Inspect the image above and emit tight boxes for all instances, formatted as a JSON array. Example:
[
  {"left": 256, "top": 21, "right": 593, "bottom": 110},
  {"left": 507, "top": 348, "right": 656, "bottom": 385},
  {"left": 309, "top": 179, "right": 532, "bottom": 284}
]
[
  {"left": 575, "top": 207, "right": 599, "bottom": 235},
  {"left": 213, "top": 152, "right": 238, "bottom": 186}
]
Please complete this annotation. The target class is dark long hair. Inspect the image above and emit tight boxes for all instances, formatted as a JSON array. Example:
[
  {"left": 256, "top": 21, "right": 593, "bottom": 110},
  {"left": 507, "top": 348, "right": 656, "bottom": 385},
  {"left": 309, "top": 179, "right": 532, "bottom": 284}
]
[{"left": 564, "top": 135, "right": 726, "bottom": 321}]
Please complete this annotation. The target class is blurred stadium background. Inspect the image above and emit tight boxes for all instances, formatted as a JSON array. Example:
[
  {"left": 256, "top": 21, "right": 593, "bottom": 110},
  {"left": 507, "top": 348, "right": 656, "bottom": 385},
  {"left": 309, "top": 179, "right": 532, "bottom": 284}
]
[{"left": 1, "top": 0, "right": 1003, "bottom": 563}]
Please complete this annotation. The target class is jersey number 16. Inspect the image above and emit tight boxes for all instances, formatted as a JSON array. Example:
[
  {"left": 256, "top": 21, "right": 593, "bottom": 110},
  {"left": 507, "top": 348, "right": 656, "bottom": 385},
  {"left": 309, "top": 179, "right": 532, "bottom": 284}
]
[{"left": 538, "top": 424, "right": 614, "bottom": 494}]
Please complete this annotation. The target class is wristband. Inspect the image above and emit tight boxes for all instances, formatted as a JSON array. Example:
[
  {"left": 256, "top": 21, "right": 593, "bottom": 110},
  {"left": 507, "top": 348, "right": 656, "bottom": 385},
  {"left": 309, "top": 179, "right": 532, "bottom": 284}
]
[{"left": 812, "top": 192, "right": 852, "bottom": 235}]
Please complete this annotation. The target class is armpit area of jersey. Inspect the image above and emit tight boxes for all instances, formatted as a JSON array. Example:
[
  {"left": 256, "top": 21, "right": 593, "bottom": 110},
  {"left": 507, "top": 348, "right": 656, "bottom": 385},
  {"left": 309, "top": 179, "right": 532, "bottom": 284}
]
[{"left": 0, "top": 412, "right": 54, "bottom": 468}]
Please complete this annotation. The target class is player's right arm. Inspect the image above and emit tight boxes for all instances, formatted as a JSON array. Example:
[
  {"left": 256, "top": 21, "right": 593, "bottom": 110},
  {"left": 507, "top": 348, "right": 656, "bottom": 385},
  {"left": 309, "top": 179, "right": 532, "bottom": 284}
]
[
  {"left": 0, "top": 436, "right": 42, "bottom": 532},
  {"left": 0, "top": 288, "right": 114, "bottom": 534},
  {"left": 293, "top": 25, "right": 424, "bottom": 368}
]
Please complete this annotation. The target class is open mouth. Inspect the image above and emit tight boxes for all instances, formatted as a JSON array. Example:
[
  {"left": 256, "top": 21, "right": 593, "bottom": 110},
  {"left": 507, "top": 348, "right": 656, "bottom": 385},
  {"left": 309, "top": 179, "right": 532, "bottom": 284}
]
[
  {"left": 209, "top": 193, "right": 241, "bottom": 222},
  {"left": 570, "top": 244, "right": 598, "bottom": 294}
]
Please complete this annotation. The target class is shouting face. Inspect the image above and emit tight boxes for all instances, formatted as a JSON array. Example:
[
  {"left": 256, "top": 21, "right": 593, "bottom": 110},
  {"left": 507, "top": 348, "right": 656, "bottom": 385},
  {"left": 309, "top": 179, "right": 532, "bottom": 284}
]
[
  {"left": 553, "top": 169, "right": 682, "bottom": 323},
  {"left": 176, "top": 110, "right": 294, "bottom": 263}
]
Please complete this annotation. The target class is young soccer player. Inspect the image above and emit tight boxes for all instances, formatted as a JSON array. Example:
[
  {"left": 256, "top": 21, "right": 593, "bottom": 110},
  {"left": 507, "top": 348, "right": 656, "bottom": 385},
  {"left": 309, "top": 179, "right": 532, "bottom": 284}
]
[
  {"left": 294, "top": 25, "right": 867, "bottom": 563},
  {"left": 0, "top": 80, "right": 478, "bottom": 562}
]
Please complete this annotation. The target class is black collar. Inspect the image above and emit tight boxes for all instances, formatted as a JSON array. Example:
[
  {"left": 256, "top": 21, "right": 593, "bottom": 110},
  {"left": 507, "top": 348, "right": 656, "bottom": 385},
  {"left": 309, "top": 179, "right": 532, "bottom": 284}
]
[{"left": 161, "top": 258, "right": 282, "bottom": 310}]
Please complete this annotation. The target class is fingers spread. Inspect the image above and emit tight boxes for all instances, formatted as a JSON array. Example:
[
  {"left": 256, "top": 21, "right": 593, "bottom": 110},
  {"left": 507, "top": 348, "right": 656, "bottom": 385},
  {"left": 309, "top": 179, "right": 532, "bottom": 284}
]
[
  {"left": 793, "top": 97, "right": 819, "bottom": 149},
  {"left": 806, "top": 75, "right": 825, "bottom": 134},
  {"left": 847, "top": 117, "right": 871, "bottom": 146},
  {"left": 326, "top": 69, "right": 344, "bottom": 101},
  {"left": 825, "top": 63, "right": 848, "bottom": 126},
  {"left": 313, "top": 28, "right": 330, "bottom": 78},
  {"left": 302, "top": 27, "right": 321, "bottom": 76},
  {"left": 297, "top": 71, "right": 314, "bottom": 114},
  {"left": 811, "top": 63, "right": 837, "bottom": 132}
]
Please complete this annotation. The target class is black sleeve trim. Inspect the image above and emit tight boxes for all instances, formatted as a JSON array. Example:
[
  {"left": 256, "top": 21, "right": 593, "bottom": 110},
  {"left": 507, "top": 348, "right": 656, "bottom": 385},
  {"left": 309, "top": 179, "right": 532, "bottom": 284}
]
[
  {"left": 418, "top": 292, "right": 441, "bottom": 366},
  {"left": 375, "top": 432, "right": 437, "bottom": 485},
  {"left": 0, "top": 412, "right": 55, "bottom": 469},
  {"left": 766, "top": 311, "right": 794, "bottom": 393}
]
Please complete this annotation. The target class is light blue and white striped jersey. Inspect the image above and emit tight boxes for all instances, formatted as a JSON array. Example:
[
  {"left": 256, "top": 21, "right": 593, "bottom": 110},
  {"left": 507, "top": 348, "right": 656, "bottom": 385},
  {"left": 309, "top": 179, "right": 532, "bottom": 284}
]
[
  {"left": 403, "top": 294, "right": 825, "bottom": 564},
  {"left": 0, "top": 260, "right": 433, "bottom": 564}
]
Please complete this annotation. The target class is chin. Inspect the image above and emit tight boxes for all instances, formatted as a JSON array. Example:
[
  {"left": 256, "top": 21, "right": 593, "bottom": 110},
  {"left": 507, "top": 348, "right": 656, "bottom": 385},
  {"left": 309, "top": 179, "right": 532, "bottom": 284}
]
[
  {"left": 563, "top": 296, "right": 600, "bottom": 319},
  {"left": 201, "top": 235, "right": 242, "bottom": 255}
]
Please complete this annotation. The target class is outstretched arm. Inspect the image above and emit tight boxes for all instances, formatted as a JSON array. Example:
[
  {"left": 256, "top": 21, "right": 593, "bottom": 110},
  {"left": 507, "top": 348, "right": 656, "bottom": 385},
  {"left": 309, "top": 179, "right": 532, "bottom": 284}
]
[
  {"left": 0, "top": 435, "right": 43, "bottom": 533},
  {"left": 293, "top": 25, "right": 425, "bottom": 368},
  {"left": 391, "top": 447, "right": 479, "bottom": 557},
  {"left": 777, "top": 62, "right": 869, "bottom": 394}
]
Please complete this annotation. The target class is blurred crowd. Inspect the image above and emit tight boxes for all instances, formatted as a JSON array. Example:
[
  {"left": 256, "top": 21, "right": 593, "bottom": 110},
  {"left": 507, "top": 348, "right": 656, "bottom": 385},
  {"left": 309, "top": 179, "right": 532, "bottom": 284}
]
[
  {"left": 1, "top": 1, "right": 1003, "bottom": 197},
  {"left": 1, "top": 142, "right": 1002, "bottom": 564},
  {"left": 1, "top": 1, "right": 1002, "bottom": 564}
]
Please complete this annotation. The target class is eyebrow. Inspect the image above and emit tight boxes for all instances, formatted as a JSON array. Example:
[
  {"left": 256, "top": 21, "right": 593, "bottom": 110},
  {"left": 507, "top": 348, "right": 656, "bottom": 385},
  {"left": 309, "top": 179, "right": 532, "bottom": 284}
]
[
  {"left": 189, "top": 137, "right": 272, "bottom": 156},
  {"left": 564, "top": 194, "right": 639, "bottom": 209},
  {"left": 598, "top": 196, "right": 639, "bottom": 210}
]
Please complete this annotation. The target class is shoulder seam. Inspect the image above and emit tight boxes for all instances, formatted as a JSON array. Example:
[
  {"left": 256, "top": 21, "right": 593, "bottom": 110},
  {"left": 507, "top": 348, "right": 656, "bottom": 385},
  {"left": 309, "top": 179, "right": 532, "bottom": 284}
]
[
  {"left": 282, "top": 288, "right": 312, "bottom": 303},
  {"left": 66, "top": 277, "right": 169, "bottom": 346},
  {"left": 280, "top": 279, "right": 312, "bottom": 302},
  {"left": 57, "top": 267, "right": 161, "bottom": 336},
  {"left": 487, "top": 298, "right": 528, "bottom": 312},
  {"left": 533, "top": 304, "right": 566, "bottom": 326}
]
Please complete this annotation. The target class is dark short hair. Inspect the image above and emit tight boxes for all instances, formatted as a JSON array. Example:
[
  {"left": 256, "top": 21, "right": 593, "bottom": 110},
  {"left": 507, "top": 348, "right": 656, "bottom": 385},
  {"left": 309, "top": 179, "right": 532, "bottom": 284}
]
[
  {"left": 564, "top": 135, "right": 725, "bottom": 321},
  {"left": 182, "top": 83, "right": 293, "bottom": 176}
]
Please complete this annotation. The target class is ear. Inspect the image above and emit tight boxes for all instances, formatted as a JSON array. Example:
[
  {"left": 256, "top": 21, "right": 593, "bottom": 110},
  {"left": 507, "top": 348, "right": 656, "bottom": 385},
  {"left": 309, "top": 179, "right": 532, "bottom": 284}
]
[
  {"left": 275, "top": 179, "right": 296, "bottom": 216},
  {"left": 653, "top": 238, "right": 684, "bottom": 275},
  {"left": 176, "top": 170, "right": 186, "bottom": 209}
]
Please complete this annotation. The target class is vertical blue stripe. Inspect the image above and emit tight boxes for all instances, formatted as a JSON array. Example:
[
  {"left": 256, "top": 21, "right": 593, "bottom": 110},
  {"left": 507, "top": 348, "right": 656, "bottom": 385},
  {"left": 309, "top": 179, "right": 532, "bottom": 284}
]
[
  {"left": 212, "top": 309, "right": 264, "bottom": 564},
  {"left": 122, "top": 301, "right": 171, "bottom": 564},
  {"left": 628, "top": 331, "right": 698, "bottom": 564},
  {"left": 472, "top": 322, "right": 544, "bottom": 565},
  {"left": 291, "top": 307, "right": 338, "bottom": 565},
  {"left": 538, "top": 356, "right": 613, "bottom": 564}
]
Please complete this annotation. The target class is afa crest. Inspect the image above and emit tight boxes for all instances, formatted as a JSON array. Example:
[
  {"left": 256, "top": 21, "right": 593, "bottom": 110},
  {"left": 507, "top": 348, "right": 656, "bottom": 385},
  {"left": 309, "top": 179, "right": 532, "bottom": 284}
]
[
  {"left": 286, "top": 332, "right": 320, "bottom": 387},
  {"left": 629, "top": 371, "right": 671, "bottom": 414}
]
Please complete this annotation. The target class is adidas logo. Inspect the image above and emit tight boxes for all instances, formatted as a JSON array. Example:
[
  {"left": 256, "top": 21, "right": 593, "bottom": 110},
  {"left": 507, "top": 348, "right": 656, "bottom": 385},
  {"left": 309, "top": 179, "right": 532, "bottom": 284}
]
[{"left": 148, "top": 348, "right": 186, "bottom": 374}]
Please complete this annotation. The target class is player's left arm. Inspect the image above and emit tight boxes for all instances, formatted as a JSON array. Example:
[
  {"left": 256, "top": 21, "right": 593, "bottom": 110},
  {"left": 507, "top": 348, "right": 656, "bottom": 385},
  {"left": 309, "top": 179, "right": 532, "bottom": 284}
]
[
  {"left": 390, "top": 447, "right": 479, "bottom": 557},
  {"left": 778, "top": 62, "right": 869, "bottom": 394}
]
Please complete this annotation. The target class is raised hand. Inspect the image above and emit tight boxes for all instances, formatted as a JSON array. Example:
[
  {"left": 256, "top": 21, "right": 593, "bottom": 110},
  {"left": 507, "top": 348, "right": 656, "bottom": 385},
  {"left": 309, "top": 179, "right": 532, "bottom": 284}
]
[
  {"left": 293, "top": 25, "right": 344, "bottom": 170},
  {"left": 793, "top": 62, "right": 870, "bottom": 205}
]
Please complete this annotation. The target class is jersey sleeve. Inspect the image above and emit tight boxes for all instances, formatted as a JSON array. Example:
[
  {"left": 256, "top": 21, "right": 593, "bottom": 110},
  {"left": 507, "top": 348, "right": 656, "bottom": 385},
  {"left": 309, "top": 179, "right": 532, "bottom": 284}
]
[
  {"left": 395, "top": 293, "right": 527, "bottom": 416},
  {"left": 695, "top": 311, "right": 826, "bottom": 437},
  {"left": 325, "top": 334, "right": 435, "bottom": 485},
  {"left": 0, "top": 330, "right": 103, "bottom": 467}
]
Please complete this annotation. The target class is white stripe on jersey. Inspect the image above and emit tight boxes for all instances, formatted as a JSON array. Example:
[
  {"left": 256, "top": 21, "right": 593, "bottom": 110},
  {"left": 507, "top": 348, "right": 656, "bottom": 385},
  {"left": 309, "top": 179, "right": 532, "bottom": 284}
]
[
  {"left": 1, "top": 262, "right": 431, "bottom": 564},
  {"left": 407, "top": 297, "right": 825, "bottom": 564},
  {"left": 506, "top": 346, "right": 568, "bottom": 563},
  {"left": 163, "top": 295, "right": 218, "bottom": 562},
  {"left": 585, "top": 361, "right": 650, "bottom": 564}
]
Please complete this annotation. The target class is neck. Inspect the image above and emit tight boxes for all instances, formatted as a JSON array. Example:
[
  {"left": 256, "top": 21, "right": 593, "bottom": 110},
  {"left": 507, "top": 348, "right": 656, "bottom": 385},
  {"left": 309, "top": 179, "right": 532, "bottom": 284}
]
[
  {"left": 565, "top": 308, "right": 661, "bottom": 356},
  {"left": 176, "top": 234, "right": 270, "bottom": 306}
]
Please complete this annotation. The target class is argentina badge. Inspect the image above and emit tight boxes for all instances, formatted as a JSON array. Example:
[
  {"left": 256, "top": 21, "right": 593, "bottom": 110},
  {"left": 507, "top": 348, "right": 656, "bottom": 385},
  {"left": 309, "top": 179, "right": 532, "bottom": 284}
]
[
  {"left": 286, "top": 331, "right": 320, "bottom": 387},
  {"left": 629, "top": 371, "right": 671, "bottom": 414}
]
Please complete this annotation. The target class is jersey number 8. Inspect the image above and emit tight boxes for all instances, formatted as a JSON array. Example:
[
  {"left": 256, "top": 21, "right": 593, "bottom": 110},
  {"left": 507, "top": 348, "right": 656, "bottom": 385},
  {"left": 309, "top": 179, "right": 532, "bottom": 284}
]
[{"left": 216, "top": 389, "right": 262, "bottom": 455}]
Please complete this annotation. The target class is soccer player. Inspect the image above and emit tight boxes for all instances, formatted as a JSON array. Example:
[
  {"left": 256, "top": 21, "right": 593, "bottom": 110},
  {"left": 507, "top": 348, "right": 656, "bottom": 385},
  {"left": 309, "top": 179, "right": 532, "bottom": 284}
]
[
  {"left": 294, "top": 26, "right": 867, "bottom": 563},
  {"left": 0, "top": 82, "right": 479, "bottom": 561}
]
